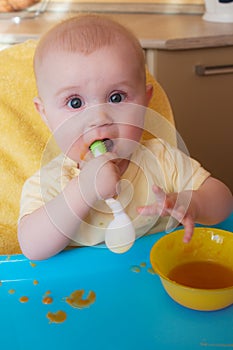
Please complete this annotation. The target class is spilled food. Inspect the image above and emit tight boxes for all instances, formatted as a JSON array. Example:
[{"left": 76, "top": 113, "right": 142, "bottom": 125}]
[
  {"left": 1, "top": 276, "right": 96, "bottom": 325},
  {"left": 66, "top": 290, "right": 96, "bottom": 309},
  {"left": 46, "top": 310, "right": 67, "bottom": 324}
]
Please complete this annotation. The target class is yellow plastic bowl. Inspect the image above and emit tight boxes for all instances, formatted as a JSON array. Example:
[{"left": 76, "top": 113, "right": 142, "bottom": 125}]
[{"left": 150, "top": 227, "right": 233, "bottom": 311}]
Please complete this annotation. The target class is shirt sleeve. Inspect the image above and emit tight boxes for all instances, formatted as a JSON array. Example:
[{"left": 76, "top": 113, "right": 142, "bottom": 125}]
[
  {"left": 146, "top": 139, "right": 211, "bottom": 193},
  {"left": 19, "top": 169, "right": 42, "bottom": 221},
  {"left": 18, "top": 154, "right": 79, "bottom": 222}
]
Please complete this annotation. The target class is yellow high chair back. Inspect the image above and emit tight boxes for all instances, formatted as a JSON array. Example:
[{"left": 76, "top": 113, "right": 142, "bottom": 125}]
[{"left": 0, "top": 40, "right": 176, "bottom": 255}]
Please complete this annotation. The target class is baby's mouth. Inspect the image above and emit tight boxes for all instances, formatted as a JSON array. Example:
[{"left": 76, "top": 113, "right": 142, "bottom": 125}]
[
  {"left": 89, "top": 138, "right": 114, "bottom": 153},
  {"left": 103, "top": 138, "right": 114, "bottom": 152},
  {"left": 89, "top": 138, "right": 114, "bottom": 152}
]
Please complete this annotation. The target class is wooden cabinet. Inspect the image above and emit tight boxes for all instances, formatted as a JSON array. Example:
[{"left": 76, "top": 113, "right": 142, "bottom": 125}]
[{"left": 145, "top": 46, "right": 233, "bottom": 191}]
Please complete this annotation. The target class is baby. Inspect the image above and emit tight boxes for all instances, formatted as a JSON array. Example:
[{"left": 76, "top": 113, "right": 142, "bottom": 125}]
[{"left": 18, "top": 14, "right": 232, "bottom": 260}]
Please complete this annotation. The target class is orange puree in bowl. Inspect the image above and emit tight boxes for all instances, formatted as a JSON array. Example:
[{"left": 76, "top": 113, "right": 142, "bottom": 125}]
[{"left": 168, "top": 261, "right": 233, "bottom": 289}]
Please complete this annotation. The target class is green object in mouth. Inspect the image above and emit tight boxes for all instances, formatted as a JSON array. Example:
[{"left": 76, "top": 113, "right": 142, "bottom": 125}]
[{"left": 90, "top": 140, "right": 107, "bottom": 157}]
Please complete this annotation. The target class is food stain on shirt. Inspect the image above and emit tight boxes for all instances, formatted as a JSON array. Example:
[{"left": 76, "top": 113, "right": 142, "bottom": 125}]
[
  {"left": 66, "top": 289, "right": 96, "bottom": 309},
  {"left": 33, "top": 280, "right": 39, "bottom": 285},
  {"left": 46, "top": 310, "right": 67, "bottom": 324}
]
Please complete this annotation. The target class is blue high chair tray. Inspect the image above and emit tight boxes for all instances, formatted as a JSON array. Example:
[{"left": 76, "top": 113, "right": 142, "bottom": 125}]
[{"left": 0, "top": 215, "right": 232, "bottom": 350}]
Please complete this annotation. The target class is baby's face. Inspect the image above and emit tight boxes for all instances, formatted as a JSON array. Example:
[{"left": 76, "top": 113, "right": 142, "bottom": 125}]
[{"left": 35, "top": 42, "right": 152, "bottom": 163}]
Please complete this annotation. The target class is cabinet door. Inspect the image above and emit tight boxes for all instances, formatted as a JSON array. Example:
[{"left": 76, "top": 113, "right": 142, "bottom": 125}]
[{"left": 148, "top": 47, "right": 233, "bottom": 191}]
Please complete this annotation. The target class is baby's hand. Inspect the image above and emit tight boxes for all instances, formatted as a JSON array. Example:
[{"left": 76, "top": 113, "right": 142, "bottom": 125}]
[
  {"left": 137, "top": 185, "right": 195, "bottom": 243},
  {"left": 78, "top": 152, "right": 120, "bottom": 205}
]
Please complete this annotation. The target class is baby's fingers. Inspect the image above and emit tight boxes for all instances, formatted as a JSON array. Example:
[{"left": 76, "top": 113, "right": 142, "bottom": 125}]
[
  {"left": 166, "top": 206, "right": 194, "bottom": 243},
  {"left": 138, "top": 186, "right": 168, "bottom": 216},
  {"left": 167, "top": 205, "right": 194, "bottom": 242},
  {"left": 166, "top": 205, "right": 185, "bottom": 223},
  {"left": 137, "top": 204, "right": 158, "bottom": 216},
  {"left": 137, "top": 202, "right": 167, "bottom": 216},
  {"left": 152, "top": 185, "right": 166, "bottom": 204},
  {"left": 182, "top": 214, "right": 195, "bottom": 243}
]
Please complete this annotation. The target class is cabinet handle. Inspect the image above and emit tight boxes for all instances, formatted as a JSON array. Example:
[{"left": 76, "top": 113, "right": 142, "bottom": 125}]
[{"left": 195, "top": 64, "right": 233, "bottom": 76}]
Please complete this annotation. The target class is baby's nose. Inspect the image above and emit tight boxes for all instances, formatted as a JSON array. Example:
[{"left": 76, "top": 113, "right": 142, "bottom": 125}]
[{"left": 88, "top": 109, "right": 113, "bottom": 128}]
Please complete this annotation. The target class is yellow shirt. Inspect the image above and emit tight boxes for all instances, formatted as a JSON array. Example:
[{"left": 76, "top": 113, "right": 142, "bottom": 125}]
[{"left": 19, "top": 139, "right": 210, "bottom": 247}]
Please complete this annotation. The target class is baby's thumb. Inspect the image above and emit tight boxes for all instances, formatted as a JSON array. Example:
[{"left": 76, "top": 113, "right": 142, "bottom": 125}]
[{"left": 137, "top": 204, "right": 157, "bottom": 216}]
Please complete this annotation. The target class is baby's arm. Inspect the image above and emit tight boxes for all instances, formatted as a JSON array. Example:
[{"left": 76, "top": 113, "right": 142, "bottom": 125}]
[
  {"left": 137, "top": 177, "right": 233, "bottom": 242},
  {"left": 18, "top": 153, "right": 120, "bottom": 260}
]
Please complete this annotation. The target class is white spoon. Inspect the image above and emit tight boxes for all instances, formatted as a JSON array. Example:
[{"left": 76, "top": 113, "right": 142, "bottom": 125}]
[{"left": 90, "top": 140, "right": 136, "bottom": 253}]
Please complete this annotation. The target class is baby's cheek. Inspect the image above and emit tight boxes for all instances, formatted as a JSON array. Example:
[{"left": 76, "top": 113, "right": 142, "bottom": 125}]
[
  {"left": 67, "top": 141, "right": 88, "bottom": 163},
  {"left": 78, "top": 143, "right": 89, "bottom": 161}
]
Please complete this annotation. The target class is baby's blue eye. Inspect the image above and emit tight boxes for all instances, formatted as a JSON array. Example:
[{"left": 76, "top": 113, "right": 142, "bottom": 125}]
[
  {"left": 68, "top": 97, "right": 82, "bottom": 109},
  {"left": 109, "top": 93, "right": 125, "bottom": 104}
]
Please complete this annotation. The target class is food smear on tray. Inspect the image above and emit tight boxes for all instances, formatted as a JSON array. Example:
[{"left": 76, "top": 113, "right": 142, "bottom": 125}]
[
  {"left": 19, "top": 295, "right": 29, "bottom": 303},
  {"left": 66, "top": 289, "right": 96, "bottom": 309},
  {"left": 46, "top": 310, "right": 67, "bottom": 324}
]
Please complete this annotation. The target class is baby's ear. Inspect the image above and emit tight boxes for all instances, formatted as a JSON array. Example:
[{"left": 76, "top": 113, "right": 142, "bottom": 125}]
[
  {"left": 146, "top": 84, "right": 153, "bottom": 105},
  {"left": 33, "top": 97, "right": 49, "bottom": 126}
]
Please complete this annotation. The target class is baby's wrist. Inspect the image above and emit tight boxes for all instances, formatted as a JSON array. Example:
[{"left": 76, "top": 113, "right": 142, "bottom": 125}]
[
  {"left": 77, "top": 176, "right": 99, "bottom": 208},
  {"left": 188, "top": 191, "right": 200, "bottom": 222}
]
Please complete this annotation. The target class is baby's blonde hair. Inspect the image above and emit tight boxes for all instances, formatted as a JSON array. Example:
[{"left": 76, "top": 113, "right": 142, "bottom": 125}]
[{"left": 34, "top": 14, "right": 146, "bottom": 82}]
